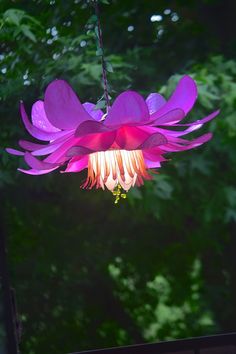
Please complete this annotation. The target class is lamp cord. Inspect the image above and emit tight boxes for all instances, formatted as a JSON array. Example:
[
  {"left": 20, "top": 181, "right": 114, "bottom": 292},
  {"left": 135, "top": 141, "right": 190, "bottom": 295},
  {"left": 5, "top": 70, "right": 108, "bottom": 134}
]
[{"left": 91, "top": 0, "right": 111, "bottom": 112}]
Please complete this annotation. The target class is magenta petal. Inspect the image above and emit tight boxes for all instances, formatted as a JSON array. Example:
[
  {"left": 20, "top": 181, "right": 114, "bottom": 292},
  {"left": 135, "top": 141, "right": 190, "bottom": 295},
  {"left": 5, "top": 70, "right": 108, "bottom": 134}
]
[
  {"left": 44, "top": 80, "right": 92, "bottom": 130},
  {"left": 75, "top": 120, "right": 111, "bottom": 138},
  {"left": 24, "top": 152, "right": 59, "bottom": 170},
  {"left": 73, "top": 130, "right": 116, "bottom": 152},
  {"left": 116, "top": 126, "right": 150, "bottom": 150},
  {"left": 44, "top": 137, "right": 81, "bottom": 163},
  {"left": 6, "top": 148, "right": 24, "bottom": 156},
  {"left": 105, "top": 91, "right": 150, "bottom": 126},
  {"left": 62, "top": 155, "right": 88, "bottom": 173},
  {"left": 146, "top": 93, "right": 166, "bottom": 114},
  {"left": 18, "top": 167, "right": 58, "bottom": 175},
  {"left": 83, "top": 102, "right": 104, "bottom": 121},
  {"left": 66, "top": 146, "right": 93, "bottom": 157},
  {"left": 143, "top": 147, "right": 165, "bottom": 161},
  {"left": 138, "top": 133, "right": 168, "bottom": 149},
  {"left": 32, "top": 100, "right": 60, "bottom": 132},
  {"left": 150, "top": 76, "right": 197, "bottom": 120},
  {"left": 20, "top": 102, "right": 70, "bottom": 141}
]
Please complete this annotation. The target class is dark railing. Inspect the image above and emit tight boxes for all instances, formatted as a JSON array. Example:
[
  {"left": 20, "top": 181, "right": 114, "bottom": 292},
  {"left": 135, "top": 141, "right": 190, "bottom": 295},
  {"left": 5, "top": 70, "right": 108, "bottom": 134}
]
[
  {"left": 0, "top": 216, "right": 19, "bottom": 354},
  {"left": 70, "top": 332, "right": 236, "bottom": 354}
]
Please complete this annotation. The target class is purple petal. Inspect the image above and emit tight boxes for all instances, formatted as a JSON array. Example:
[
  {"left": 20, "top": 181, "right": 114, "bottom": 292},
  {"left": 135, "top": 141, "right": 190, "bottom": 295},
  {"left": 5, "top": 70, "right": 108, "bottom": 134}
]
[
  {"left": 19, "top": 140, "right": 48, "bottom": 151},
  {"left": 62, "top": 156, "right": 88, "bottom": 173},
  {"left": 144, "top": 160, "right": 162, "bottom": 168},
  {"left": 150, "top": 75, "right": 198, "bottom": 120},
  {"left": 44, "top": 80, "right": 92, "bottom": 130},
  {"left": 83, "top": 102, "right": 104, "bottom": 121},
  {"left": 170, "top": 110, "right": 220, "bottom": 127},
  {"left": 146, "top": 93, "right": 166, "bottom": 114},
  {"left": 150, "top": 108, "right": 185, "bottom": 126},
  {"left": 31, "top": 100, "right": 60, "bottom": 132},
  {"left": 20, "top": 102, "right": 70, "bottom": 141},
  {"left": 24, "top": 152, "right": 58, "bottom": 170},
  {"left": 75, "top": 120, "right": 111, "bottom": 138},
  {"left": 138, "top": 133, "right": 168, "bottom": 149},
  {"left": 6, "top": 148, "right": 24, "bottom": 156},
  {"left": 18, "top": 131, "right": 74, "bottom": 156},
  {"left": 161, "top": 133, "right": 213, "bottom": 152},
  {"left": 18, "top": 140, "right": 64, "bottom": 156},
  {"left": 105, "top": 91, "right": 150, "bottom": 126},
  {"left": 156, "top": 124, "right": 203, "bottom": 138},
  {"left": 18, "top": 167, "right": 58, "bottom": 175}
]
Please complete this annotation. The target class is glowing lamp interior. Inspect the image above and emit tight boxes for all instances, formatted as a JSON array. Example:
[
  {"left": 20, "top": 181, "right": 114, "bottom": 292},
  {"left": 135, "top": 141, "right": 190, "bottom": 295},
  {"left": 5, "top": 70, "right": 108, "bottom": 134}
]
[{"left": 82, "top": 149, "right": 152, "bottom": 192}]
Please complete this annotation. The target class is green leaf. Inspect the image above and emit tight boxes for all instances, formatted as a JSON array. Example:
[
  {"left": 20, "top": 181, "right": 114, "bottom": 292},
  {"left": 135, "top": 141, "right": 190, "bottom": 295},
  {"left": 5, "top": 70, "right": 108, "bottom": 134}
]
[
  {"left": 20, "top": 24, "right": 36, "bottom": 42},
  {"left": 3, "top": 9, "right": 25, "bottom": 26},
  {"left": 105, "top": 61, "right": 114, "bottom": 73},
  {"left": 96, "top": 48, "right": 103, "bottom": 56},
  {"left": 95, "top": 100, "right": 106, "bottom": 109}
]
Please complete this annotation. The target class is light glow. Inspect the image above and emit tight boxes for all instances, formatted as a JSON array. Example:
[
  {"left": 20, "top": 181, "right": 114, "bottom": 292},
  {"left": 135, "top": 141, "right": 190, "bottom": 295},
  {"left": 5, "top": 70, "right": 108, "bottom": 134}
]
[{"left": 82, "top": 149, "right": 152, "bottom": 192}]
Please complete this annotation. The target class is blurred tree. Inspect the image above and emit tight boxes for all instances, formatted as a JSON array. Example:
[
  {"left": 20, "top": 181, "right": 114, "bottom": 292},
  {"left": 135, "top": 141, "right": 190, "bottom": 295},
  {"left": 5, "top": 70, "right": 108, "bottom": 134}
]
[{"left": 0, "top": 1, "right": 236, "bottom": 354}]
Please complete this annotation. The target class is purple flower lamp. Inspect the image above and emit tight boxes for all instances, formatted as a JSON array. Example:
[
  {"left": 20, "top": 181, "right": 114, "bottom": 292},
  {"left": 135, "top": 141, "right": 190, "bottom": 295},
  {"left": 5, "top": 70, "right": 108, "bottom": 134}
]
[{"left": 7, "top": 76, "right": 219, "bottom": 202}]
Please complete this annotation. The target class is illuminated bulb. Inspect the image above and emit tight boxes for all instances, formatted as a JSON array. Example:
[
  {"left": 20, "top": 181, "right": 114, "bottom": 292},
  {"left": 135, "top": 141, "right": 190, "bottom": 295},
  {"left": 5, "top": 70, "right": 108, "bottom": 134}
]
[{"left": 82, "top": 150, "right": 152, "bottom": 192}]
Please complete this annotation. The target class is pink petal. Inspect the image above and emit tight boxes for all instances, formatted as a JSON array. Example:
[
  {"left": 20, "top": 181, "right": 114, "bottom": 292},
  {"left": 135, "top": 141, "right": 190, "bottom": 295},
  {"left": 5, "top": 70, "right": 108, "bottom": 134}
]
[
  {"left": 20, "top": 102, "right": 70, "bottom": 141},
  {"left": 150, "top": 75, "right": 198, "bottom": 121},
  {"left": 146, "top": 93, "right": 166, "bottom": 114},
  {"left": 31, "top": 100, "right": 60, "bottom": 132},
  {"left": 62, "top": 155, "right": 88, "bottom": 173},
  {"left": 105, "top": 91, "right": 150, "bottom": 126},
  {"left": 44, "top": 80, "right": 92, "bottom": 130},
  {"left": 83, "top": 102, "right": 104, "bottom": 121}
]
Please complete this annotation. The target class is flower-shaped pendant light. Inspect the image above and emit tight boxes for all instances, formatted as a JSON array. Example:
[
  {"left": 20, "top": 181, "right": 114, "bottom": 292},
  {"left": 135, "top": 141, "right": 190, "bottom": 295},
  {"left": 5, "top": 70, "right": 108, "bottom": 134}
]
[{"left": 7, "top": 1, "right": 219, "bottom": 202}]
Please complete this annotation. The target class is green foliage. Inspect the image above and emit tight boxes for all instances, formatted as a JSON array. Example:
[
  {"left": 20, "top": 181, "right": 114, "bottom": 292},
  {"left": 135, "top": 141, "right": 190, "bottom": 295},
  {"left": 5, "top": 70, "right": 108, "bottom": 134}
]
[{"left": 0, "top": 1, "right": 236, "bottom": 353}]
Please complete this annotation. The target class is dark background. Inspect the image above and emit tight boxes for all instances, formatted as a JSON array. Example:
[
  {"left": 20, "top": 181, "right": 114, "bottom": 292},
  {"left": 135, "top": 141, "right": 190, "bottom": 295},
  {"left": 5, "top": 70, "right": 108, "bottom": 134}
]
[{"left": 1, "top": 0, "right": 236, "bottom": 353}]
